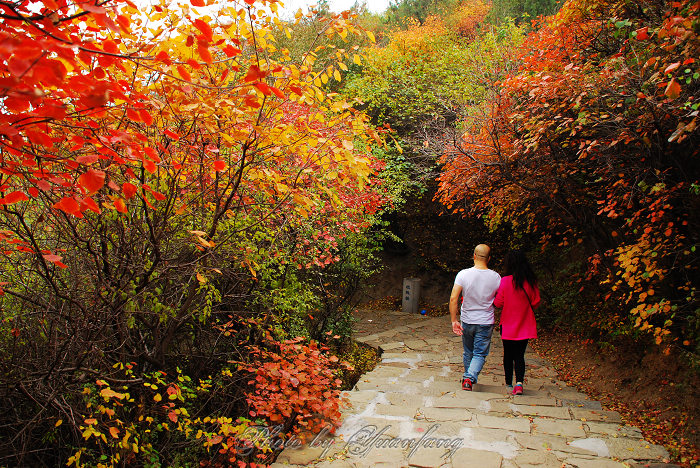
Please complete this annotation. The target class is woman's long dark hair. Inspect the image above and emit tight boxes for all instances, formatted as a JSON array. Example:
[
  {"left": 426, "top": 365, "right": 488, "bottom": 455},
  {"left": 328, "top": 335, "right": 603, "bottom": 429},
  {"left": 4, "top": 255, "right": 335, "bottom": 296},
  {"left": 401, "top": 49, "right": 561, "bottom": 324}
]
[{"left": 504, "top": 250, "right": 538, "bottom": 291}]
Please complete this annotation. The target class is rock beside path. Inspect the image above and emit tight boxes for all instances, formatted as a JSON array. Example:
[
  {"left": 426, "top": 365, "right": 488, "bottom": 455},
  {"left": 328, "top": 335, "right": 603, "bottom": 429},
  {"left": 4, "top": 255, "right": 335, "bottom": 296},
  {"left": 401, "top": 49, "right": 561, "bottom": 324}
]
[{"left": 271, "top": 310, "right": 677, "bottom": 468}]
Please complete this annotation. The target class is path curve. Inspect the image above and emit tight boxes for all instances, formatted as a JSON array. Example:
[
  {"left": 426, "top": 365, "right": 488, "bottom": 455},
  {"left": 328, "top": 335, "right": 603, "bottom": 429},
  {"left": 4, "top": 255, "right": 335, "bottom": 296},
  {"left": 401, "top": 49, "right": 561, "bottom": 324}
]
[{"left": 272, "top": 309, "right": 678, "bottom": 468}]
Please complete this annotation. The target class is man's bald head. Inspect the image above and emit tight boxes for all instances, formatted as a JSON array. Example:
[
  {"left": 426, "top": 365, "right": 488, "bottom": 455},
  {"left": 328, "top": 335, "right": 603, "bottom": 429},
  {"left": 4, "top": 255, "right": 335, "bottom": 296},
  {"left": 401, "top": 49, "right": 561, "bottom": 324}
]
[
  {"left": 474, "top": 244, "right": 491, "bottom": 259},
  {"left": 473, "top": 244, "right": 491, "bottom": 268}
]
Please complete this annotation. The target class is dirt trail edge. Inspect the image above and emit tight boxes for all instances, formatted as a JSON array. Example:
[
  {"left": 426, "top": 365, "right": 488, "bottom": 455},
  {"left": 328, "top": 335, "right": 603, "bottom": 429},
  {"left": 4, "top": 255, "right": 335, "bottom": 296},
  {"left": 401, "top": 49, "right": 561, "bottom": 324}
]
[{"left": 271, "top": 309, "right": 678, "bottom": 468}]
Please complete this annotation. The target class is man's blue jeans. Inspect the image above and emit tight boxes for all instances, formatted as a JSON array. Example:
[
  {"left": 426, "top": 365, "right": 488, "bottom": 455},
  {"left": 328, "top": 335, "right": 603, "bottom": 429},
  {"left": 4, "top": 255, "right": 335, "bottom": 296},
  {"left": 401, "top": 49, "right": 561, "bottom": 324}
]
[{"left": 461, "top": 323, "right": 494, "bottom": 384}]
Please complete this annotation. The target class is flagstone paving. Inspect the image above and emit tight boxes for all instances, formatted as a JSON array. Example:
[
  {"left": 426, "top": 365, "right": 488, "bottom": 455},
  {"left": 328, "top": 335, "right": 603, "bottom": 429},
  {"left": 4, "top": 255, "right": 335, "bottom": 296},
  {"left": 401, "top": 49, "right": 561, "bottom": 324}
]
[{"left": 271, "top": 309, "right": 678, "bottom": 468}]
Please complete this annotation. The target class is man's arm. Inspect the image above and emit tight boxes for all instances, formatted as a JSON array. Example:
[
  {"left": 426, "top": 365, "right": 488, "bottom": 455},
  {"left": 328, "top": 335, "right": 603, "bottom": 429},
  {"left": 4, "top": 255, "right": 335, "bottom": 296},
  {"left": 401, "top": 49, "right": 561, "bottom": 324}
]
[{"left": 449, "top": 284, "right": 463, "bottom": 335}]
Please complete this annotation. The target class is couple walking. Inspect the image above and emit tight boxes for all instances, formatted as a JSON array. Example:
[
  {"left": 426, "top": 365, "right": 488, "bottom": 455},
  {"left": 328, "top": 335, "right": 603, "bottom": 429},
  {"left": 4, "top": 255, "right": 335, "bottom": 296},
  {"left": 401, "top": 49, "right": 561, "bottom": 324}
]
[{"left": 449, "top": 244, "right": 540, "bottom": 394}]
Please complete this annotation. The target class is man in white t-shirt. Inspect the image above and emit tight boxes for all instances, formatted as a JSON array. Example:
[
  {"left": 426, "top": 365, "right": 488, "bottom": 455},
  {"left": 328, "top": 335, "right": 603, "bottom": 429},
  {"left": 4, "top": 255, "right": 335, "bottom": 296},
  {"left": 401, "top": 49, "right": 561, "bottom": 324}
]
[{"left": 449, "top": 244, "right": 501, "bottom": 391}]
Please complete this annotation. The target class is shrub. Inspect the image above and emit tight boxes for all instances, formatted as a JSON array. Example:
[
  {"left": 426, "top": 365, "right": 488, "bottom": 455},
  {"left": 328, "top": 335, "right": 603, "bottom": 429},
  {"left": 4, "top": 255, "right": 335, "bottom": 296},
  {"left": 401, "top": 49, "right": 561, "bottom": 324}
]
[{"left": 234, "top": 334, "right": 353, "bottom": 442}]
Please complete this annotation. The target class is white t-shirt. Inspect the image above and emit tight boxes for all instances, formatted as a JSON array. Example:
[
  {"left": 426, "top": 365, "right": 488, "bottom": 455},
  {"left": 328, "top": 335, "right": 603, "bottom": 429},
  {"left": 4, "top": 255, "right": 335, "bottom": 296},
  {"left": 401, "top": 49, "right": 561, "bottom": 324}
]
[{"left": 454, "top": 267, "right": 501, "bottom": 325}]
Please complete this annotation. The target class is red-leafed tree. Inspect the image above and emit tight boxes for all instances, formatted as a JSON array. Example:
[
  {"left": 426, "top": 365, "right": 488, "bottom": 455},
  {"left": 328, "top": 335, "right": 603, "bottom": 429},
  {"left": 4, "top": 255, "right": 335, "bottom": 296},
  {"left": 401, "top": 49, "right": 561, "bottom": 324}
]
[
  {"left": 1, "top": 0, "right": 390, "bottom": 464},
  {"left": 437, "top": 0, "right": 699, "bottom": 348}
]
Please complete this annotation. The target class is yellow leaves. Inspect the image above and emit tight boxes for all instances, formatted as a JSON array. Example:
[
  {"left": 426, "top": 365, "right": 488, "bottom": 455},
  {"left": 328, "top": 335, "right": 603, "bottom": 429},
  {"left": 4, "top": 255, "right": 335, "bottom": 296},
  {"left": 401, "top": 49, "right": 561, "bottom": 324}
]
[
  {"left": 292, "top": 193, "right": 311, "bottom": 207},
  {"left": 289, "top": 64, "right": 301, "bottom": 80},
  {"left": 82, "top": 426, "right": 102, "bottom": 442},
  {"left": 221, "top": 130, "right": 249, "bottom": 146},
  {"left": 196, "top": 273, "right": 207, "bottom": 283},
  {"left": 109, "top": 426, "right": 120, "bottom": 438},
  {"left": 120, "top": 430, "right": 132, "bottom": 449},
  {"left": 67, "top": 449, "right": 84, "bottom": 467},
  {"left": 275, "top": 182, "right": 289, "bottom": 194},
  {"left": 154, "top": 393, "right": 163, "bottom": 401},
  {"left": 55, "top": 419, "right": 63, "bottom": 427},
  {"left": 149, "top": 26, "right": 165, "bottom": 39},
  {"left": 100, "top": 388, "right": 127, "bottom": 400},
  {"left": 243, "top": 260, "right": 258, "bottom": 278},
  {"left": 353, "top": 54, "right": 362, "bottom": 66},
  {"left": 190, "top": 230, "right": 215, "bottom": 248}
]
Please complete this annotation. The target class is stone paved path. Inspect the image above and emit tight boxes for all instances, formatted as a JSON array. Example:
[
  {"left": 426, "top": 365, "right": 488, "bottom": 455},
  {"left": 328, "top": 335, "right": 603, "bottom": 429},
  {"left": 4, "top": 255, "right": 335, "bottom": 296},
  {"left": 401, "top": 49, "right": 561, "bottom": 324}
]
[{"left": 272, "top": 310, "right": 677, "bottom": 468}]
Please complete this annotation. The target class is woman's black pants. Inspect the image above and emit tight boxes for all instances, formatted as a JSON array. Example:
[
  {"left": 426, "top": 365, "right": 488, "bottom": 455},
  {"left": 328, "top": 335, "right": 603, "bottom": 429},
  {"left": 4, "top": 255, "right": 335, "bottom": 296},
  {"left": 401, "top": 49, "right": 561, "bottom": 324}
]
[{"left": 502, "top": 339, "right": 529, "bottom": 385}]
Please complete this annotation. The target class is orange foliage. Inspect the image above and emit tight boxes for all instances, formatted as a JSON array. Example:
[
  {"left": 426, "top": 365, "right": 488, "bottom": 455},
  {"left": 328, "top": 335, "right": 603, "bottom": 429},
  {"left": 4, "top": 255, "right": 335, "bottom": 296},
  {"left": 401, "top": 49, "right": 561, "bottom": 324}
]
[
  {"left": 235, "top": 335, "right": 352, "bottom": 439},
  {"left": 452, "top": 0, "right": 491, "bottom": 38},
  {"left": 0, "top": 0, "right": 383, "bottom": 280},
  {"left": 437, "top": 0, "right": 700, "bottom": 346},
  {"left": 0, "top": 1, "right": 386, "bottom": 465}
]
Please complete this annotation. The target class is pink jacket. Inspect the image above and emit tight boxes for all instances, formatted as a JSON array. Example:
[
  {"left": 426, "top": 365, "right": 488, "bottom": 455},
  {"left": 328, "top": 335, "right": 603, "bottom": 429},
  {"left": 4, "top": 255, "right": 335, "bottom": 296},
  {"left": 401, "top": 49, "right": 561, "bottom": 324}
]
[{"left": 493, "top": 276, "right": 539, "bottom": 340}]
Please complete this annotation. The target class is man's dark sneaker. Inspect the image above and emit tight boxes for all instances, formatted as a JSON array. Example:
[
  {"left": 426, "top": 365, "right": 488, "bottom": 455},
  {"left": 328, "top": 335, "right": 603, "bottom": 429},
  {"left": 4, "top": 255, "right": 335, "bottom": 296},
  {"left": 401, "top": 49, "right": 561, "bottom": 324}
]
[{"left": 461, "top": 377, "right": 472, "bottom": 391}]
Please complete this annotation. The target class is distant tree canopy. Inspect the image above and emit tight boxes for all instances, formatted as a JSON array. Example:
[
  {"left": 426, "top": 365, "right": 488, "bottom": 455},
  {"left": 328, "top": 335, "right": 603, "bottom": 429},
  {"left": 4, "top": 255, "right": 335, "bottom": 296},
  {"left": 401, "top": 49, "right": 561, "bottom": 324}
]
[
  {"left": 385, "top": 0, "right": 561, "bottom": 27},
  {"left": 386, "top": 0, "right": 461, "bottom": 26},
  {"left": 343, "top": 0, "right": 523, "bottom": 186},
  {"left": 487, "top": 0, "right": 561, "bottom": 24}
]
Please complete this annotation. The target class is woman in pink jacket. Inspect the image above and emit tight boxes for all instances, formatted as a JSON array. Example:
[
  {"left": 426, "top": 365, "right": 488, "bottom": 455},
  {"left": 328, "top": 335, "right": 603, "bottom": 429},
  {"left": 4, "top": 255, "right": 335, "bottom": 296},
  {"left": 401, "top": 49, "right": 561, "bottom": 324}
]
[{"left": 493, "top": 250, "right": 540, "bottom": 395}]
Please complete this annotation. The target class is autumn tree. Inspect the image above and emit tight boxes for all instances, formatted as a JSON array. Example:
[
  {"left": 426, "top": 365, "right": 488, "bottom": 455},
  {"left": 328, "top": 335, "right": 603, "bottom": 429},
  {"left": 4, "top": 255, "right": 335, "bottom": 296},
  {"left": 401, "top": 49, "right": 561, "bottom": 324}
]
[
  {"left": 0, "top": 0, "right": 390, "bottom": 464},
  {"left": 342, "top": 0, "right": 523, "bottom": 204},
  {"left": 437, "top": 0, "right": 699, "bottom": 351}
]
